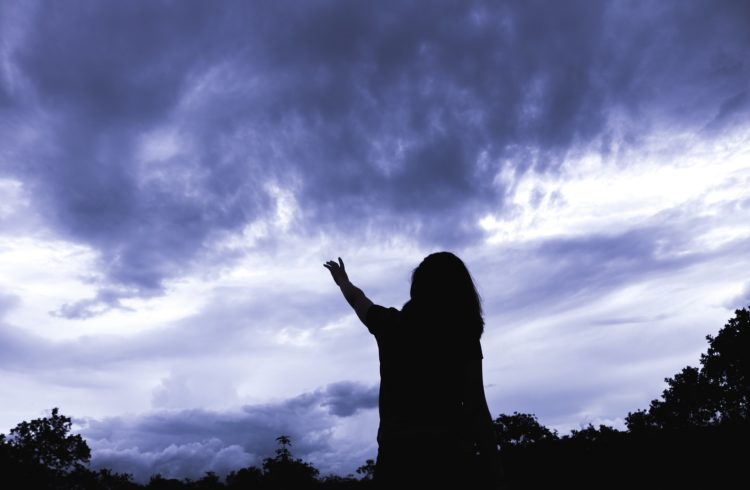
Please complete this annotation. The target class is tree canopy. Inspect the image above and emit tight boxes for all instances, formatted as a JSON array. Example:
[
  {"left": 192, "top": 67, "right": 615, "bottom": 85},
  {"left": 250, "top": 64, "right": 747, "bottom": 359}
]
[{"left": 626, "top": 307, "right": 749, "bottom": 431}]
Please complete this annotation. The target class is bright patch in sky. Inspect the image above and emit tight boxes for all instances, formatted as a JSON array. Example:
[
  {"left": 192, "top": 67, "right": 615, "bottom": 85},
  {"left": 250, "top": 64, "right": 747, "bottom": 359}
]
[{"left": 480, "top": 128, "right": 750, "bottom": 244}]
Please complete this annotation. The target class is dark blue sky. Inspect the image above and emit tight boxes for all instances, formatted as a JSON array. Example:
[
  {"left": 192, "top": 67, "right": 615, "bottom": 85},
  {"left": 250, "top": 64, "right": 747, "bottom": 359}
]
[{"left": 1, "top": 0, "right": 749, "bottom": 481}]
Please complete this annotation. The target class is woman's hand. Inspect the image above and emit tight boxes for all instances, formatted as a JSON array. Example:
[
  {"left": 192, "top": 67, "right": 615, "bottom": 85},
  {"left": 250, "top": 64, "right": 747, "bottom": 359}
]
[
  {"left": 323, "top": 257, "right": 350, "bottom": 286},
  {"left": 324, "top": 258, "right": 373, "bottom": 324}
]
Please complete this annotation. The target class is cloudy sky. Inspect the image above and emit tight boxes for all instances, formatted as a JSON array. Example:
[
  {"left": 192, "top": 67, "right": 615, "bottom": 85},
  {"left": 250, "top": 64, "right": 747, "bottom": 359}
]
[{"left": 1, "top": 0, "right": 749, "bottom": 482}]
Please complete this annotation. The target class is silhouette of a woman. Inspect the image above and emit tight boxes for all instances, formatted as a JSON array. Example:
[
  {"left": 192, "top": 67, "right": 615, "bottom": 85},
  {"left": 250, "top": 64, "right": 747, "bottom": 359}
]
[{"left": 324, "top": 252, "right": 503, "bottom": 488}]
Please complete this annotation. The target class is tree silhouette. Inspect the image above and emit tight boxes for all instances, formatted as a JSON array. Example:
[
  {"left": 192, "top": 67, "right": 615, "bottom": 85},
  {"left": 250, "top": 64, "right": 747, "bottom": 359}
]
[
  {"left": 262, "top": 435, "right": 319, "bottom": 489},
  {"left": 491, "top": 412, "right": 558, "bottom": 488},
  {"left": 274, "top": 435, "right": 292, "bottom": 462},
  {"left": 225, "top": 466, "right": 263, "bottom": 489},
  {"left": 355, "top": 459, "right": 376, "bottom": 481},
  {"left": 0, "top": 407, "right": 91, "bottom": 487},
  {"left": 701, "top": 307, "right": 749, "bottom": 424},
  {"left": 565, "top": 423, "right": 624, "bottom": 446},
  {"left": 493, "top": 411, "right": 558, "bottom": 449},
  {"left": 2, "top": 407, "right": 90, "bottom": 472},
  {"left": 188, "top": 471, "right": 224, "bottom": 490},
  {"left": 626, "top": 307, "right": 750, "bottom": 431},
  {"left": 620, "top": 308, "right": 750, "bottom": 488},
  {"left": 491, "top": 309, "right": 750, "bottom": 488},
  {"left": 626, "top": 365, "right": 720, "bottom": 431},
  {"left": 147, "top": 474, "right": 188, "bottom": 489},
  {"left": 62, "top": 466, "right": 140, "bottom": 489},
  {"left": 318, "top": 473, "right": 362, "bottom": 488}
]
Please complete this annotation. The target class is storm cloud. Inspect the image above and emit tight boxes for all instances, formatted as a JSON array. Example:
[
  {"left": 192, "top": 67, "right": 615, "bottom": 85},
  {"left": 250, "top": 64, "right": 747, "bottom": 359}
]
[
  {"left": 80, "top": 380, "right": 378, "bottom": 482},
  {"left": 2, "top": 0, "right": 748, "bottom": 316}
]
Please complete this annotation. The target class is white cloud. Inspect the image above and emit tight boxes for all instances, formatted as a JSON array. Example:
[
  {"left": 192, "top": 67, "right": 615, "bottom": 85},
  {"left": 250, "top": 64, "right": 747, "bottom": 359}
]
[{"left": 480, "top": 127, "right": 750, "bottom": 245}]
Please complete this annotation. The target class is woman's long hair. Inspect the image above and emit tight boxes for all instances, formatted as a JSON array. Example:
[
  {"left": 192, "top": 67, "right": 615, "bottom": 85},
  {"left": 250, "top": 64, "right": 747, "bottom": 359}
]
[{"left": 402, "top": 251, "right": 484, "bottom": 340}]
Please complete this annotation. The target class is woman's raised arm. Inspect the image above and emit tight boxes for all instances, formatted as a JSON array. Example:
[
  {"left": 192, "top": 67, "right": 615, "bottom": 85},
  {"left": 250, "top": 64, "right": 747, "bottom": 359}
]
[{"left": 324, "top": 257, "right": 374, "bottom": 324}]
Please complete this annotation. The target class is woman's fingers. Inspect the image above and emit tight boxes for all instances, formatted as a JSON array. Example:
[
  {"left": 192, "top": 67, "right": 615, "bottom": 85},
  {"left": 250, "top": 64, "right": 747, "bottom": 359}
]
[{"left": 324, "top": 259, "right": 346, "bottom": 277}]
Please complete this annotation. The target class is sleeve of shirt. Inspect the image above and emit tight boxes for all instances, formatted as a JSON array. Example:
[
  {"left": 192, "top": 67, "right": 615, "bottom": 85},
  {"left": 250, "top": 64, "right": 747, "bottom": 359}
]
[{"left": 364, "top": 304, "right": 400, "bottom": 337}]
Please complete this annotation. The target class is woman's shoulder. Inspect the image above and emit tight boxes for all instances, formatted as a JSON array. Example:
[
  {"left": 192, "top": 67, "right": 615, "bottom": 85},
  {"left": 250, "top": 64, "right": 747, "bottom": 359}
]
[{"left": 364, "top": 304, "right": 403, "bottom": 336}]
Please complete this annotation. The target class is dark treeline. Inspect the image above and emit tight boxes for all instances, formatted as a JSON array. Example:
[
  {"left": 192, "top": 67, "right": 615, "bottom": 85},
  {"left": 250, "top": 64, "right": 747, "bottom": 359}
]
[{"left": 2, "top": 308, "right": 748, "bottom": 489}]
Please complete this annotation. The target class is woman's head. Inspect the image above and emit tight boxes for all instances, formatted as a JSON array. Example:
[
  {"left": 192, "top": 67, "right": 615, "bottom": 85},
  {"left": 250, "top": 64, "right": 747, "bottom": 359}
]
[{"left": 407, "top": 251, "right": 484, "bottom": 338}]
